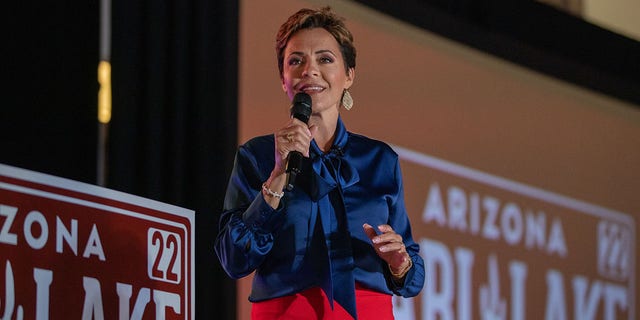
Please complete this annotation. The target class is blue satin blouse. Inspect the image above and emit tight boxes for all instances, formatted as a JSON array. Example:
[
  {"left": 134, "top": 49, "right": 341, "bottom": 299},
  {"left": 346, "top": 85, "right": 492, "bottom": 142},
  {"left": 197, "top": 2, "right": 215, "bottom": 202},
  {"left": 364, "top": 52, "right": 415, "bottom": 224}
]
[{"left": 215, "top": 117, "right": 425, "bottom": 318}]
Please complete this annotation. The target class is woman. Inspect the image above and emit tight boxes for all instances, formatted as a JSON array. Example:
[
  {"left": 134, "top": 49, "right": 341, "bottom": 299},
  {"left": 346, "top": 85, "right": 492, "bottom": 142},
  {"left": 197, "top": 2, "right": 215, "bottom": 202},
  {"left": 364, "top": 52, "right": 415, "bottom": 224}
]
[{"left": 215, "top": 7, "right": 425, "bottom": 319}]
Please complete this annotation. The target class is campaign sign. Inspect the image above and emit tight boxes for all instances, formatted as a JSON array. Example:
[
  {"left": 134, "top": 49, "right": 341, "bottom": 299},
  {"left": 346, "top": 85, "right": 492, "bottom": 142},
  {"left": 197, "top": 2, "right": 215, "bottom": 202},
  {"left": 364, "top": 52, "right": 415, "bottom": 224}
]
[
  {"left": 0, "top": 164, "right": 195, "bottom": 319},
  {"left": 391, "top": 146, "right": 636, "bottom": 320}
]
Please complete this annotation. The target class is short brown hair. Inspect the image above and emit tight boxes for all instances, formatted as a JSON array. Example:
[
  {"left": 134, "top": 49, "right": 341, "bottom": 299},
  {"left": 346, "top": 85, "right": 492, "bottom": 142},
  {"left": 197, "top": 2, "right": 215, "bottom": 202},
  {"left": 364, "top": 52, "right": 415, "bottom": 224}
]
[{"left": 275, "top": 7, "right": 356, "bottom": 78}]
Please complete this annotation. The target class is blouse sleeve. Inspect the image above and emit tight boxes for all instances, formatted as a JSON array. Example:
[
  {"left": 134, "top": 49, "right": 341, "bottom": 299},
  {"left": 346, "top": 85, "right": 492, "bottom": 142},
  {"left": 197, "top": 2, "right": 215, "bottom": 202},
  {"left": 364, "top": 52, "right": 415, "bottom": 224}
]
[
  {"left": 387, "top": 156, "right": 426, "bottom": 297},
  {"left": 214, "top": 142, "right": 286, "bottom": 279}
]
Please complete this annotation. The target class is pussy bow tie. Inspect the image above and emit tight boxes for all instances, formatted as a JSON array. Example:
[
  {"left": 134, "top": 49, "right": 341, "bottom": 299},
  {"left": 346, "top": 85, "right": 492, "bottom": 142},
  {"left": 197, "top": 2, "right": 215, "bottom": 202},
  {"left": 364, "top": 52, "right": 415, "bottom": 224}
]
[{"left": 307, "top": 120, "right": 361, "bottom": 319}]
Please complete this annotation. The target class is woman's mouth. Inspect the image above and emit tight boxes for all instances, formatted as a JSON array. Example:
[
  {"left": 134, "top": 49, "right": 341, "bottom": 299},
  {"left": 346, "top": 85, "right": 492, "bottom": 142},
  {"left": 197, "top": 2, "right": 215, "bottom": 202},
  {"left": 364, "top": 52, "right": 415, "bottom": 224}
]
[{"left": 298, "top": 85, "right": 325, "bottom": 93}]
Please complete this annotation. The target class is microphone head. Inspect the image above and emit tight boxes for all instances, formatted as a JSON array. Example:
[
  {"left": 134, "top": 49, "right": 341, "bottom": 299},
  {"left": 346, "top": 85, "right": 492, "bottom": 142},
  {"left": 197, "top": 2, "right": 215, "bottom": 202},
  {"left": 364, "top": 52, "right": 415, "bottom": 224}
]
[{"left": 291, "top": 92, "right": 312, "bottom": 124}]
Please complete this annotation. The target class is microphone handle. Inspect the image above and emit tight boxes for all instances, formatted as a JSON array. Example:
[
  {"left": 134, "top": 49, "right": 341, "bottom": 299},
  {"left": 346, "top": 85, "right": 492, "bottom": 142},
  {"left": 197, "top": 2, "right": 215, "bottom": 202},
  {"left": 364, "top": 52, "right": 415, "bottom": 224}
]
[
  {"left": 286, "top": 92, "right": 312, "bottom": 191},
  {"left": 285, "top": 151, "right": 302, "bottom": 191}
]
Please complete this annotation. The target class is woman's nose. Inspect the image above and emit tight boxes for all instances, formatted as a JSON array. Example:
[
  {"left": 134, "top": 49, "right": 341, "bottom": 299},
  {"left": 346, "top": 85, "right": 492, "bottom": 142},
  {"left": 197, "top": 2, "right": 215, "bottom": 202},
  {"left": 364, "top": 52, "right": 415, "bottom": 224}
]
[{"left": 302, "top": 61, "right": 319, "bottom": 77}]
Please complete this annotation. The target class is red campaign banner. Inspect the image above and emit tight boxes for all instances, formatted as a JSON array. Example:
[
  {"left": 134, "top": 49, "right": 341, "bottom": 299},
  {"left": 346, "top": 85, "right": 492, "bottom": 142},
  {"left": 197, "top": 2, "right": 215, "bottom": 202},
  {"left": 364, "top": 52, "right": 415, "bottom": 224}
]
[{"left": 0, "top": 164, "right": 195, "bottom": 320}]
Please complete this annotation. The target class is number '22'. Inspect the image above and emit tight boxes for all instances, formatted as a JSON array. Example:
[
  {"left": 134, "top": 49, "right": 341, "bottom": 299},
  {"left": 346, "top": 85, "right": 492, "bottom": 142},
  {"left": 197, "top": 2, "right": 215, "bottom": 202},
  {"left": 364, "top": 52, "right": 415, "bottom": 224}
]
[{"left": 148, "top": 228, "right": 181, "bottom": 283}]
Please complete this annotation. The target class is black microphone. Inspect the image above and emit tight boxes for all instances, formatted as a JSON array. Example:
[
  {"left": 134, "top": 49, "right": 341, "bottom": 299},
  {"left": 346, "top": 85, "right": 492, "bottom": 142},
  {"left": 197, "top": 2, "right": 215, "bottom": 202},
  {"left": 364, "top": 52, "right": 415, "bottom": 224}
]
[{"left": 285, "top": 92, "right": 312, "bottom": 191}]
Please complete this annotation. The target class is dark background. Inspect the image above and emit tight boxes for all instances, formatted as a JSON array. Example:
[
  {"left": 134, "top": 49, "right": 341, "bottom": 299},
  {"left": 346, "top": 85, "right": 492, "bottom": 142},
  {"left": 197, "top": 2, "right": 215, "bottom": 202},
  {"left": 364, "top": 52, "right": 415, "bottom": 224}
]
[{"left": 2, "top": 1, "right": 638, "bottom": 319}]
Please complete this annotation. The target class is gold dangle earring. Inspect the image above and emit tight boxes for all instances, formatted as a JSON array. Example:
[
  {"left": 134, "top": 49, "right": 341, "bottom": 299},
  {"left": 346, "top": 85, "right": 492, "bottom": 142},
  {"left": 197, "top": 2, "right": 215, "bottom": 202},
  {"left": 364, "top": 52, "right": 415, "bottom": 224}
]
[{"left": 342, "top": 89, "right": 353, "bottom": 110}]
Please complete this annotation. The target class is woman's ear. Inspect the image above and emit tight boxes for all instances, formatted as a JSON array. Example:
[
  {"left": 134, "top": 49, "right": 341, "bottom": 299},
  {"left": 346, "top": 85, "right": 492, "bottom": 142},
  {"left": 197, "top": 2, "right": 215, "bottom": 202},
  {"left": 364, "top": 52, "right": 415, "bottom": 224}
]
[{"left": 346, "top": 67, "right": 355, "bottom": 88}]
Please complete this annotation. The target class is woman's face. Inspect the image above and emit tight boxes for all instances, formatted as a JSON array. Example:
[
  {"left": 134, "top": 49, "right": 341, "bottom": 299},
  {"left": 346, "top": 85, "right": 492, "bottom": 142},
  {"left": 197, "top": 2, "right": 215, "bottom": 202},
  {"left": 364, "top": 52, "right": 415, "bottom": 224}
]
[{"left": 281, "top": 28, "right": 354, "bottom": 116}]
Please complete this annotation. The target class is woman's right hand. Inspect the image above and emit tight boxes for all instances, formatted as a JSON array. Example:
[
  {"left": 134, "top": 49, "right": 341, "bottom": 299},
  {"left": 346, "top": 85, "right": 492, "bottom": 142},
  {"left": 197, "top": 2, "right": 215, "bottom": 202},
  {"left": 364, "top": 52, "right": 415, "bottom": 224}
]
[
  {"left": 262, "top": 117, "right": 314, "bottom": 208},
  {"left": 272, "top": 117, "right": 314, "bottom": 177}
]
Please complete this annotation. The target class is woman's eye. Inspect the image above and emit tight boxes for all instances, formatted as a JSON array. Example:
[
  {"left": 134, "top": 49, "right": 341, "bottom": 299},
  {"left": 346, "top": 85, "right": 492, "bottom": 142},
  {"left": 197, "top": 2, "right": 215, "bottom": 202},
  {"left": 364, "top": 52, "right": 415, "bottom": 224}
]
[
  {"left": 288, "top": 58, "right": 302, "bottom": 66},
  {"left": 320, "top": 57, "right": 334, "bottom": 63}
]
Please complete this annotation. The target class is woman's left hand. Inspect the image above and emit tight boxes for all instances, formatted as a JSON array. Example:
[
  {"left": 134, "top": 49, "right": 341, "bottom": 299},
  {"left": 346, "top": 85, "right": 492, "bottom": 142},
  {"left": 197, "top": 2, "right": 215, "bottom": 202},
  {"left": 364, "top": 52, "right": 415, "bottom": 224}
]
[{"left": 363, "top": 223, "right": 412, "bottom": 276}]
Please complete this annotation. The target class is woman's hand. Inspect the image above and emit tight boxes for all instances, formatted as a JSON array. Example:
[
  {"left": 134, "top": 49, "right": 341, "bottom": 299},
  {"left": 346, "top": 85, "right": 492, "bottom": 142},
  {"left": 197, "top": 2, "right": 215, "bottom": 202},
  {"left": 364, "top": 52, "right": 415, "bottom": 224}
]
[
  {"left": 363, "top": 223, "right": 412, "bottom": 279},
  {"left": 273, "top": 117, "right": 314, "bottom": 177},
  {"left": 262, "top": 117, "right": 315, "bottom": 208}
]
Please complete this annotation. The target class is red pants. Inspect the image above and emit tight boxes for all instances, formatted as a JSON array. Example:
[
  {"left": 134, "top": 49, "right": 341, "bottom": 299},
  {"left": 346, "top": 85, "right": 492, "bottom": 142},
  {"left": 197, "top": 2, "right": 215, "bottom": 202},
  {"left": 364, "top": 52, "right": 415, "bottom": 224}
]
[{"left": 251, "top": 283, "right": 393, "bottom": 320}]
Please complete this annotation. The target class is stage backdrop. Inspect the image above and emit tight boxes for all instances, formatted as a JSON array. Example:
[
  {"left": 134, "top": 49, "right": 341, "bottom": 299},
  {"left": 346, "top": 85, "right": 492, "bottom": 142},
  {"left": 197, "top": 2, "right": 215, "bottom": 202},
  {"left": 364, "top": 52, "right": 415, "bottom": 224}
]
[{"left": 237, "top": 0, "right": 640, "bottom": 319}]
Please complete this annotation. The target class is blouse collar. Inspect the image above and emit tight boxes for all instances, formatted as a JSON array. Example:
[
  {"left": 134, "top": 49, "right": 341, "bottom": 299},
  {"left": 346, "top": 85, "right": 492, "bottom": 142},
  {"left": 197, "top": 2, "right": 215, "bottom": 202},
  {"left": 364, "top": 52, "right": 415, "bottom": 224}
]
[{"left": 308, "top": 116, "right": 360, "bottom": 200}]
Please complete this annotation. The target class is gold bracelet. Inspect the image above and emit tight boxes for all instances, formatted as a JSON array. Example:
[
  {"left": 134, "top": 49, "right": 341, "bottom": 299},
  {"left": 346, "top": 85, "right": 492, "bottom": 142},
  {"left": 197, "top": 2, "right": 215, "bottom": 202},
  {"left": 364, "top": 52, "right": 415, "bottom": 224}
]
[
  {"left": 262, "top": 183, "right": 284, "bottom": 199},
  {"left": 389, "top": 258, "right": 413, "bottom": 278}
]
